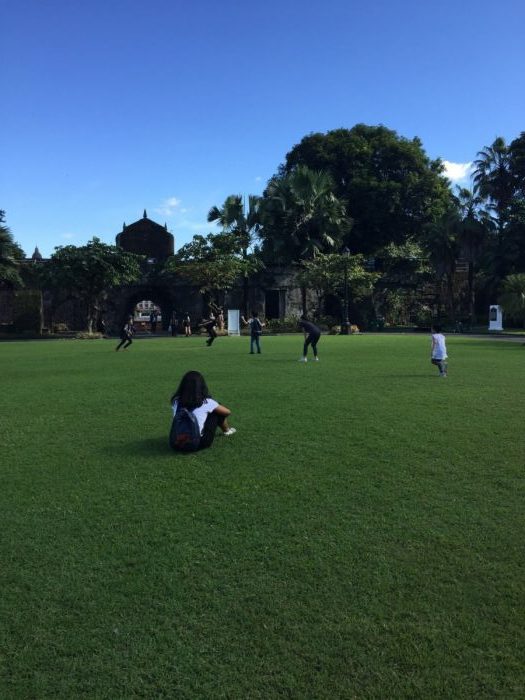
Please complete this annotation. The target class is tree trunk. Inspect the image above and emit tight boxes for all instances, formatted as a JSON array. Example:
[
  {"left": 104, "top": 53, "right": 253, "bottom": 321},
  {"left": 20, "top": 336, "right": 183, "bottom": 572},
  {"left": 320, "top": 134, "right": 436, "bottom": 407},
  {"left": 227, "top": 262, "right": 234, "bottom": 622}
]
[{"left": 468, "top": 261, "right": 475, "bottom": 327}]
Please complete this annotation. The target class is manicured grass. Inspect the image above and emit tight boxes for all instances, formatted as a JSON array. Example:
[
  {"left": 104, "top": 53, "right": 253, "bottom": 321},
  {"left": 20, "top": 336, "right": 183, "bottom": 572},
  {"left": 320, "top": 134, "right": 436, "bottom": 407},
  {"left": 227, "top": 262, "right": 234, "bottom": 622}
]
[{"left": 1, "top": 334, "right": 524, "bottom": 698}]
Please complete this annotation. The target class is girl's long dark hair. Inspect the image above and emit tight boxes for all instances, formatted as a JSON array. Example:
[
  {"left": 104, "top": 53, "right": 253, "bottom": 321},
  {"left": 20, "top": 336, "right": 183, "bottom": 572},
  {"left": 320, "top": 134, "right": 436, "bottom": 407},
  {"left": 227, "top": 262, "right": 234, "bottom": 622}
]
[{"left": 171, "top": 370, "right": 210, "bottom": 410}]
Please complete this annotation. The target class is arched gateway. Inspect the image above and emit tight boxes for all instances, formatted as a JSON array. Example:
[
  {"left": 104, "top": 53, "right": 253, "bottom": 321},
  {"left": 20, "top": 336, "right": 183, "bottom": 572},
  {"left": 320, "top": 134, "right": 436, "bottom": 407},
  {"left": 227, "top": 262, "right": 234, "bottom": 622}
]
[
  {"left": 106, "top": 211, "right": 178, "bottom": 331},
  {"left": 6, "top": 211, "right": 310, "bottom": 334}
]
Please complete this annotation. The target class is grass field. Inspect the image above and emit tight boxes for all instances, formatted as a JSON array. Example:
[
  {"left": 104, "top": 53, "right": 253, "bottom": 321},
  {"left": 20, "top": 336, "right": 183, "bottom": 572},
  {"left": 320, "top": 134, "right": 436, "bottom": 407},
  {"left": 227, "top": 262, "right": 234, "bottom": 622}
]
[{"left": 1, "top": 334, "right": 524, "bottom": 699}]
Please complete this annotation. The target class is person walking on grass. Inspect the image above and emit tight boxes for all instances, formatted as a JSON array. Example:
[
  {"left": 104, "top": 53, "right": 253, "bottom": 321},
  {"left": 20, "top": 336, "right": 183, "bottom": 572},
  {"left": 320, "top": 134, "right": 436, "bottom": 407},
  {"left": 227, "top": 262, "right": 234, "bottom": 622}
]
[
  {"left": 431, "top": 324, "right": 448, "bottom": 377},
  {"left": 200, "top": 314, "right": 218, "bottom": 346},
  {"left": 298, "top": 316, "right": 321, "bottom": 362},
  {"left": 115, "top": 317, "right": 134, "bottom": 351},
  {"left": 169, "top": 370, "right": 236, "bottom": 452},
  {"left": 182, "top": 312, "right": 191, "bottom": 337},
  {"left": 242, "top": 310, "right": 264, "bottom": 354}
]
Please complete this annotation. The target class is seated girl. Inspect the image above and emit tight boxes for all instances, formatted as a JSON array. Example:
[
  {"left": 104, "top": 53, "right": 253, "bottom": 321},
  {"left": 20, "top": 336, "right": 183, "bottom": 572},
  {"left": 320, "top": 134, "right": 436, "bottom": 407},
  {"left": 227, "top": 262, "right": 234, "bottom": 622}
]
[{"left": 170, "top": 370, "right": 236, "bottom": 451}]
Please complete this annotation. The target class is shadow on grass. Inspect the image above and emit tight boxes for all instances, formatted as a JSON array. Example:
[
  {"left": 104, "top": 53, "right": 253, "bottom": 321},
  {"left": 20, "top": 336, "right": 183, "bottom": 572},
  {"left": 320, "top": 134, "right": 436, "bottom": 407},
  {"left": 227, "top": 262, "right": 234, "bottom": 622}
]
[{"left": 104, "top": 436, "right": 173, "bottom": 458}]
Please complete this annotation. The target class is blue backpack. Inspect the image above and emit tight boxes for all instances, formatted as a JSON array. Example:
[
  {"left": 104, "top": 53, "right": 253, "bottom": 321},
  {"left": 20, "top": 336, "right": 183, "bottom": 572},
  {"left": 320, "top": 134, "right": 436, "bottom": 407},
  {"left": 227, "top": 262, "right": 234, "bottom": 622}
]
[{"left": 169, "top": 406, "right": 201, "bottom": 451}]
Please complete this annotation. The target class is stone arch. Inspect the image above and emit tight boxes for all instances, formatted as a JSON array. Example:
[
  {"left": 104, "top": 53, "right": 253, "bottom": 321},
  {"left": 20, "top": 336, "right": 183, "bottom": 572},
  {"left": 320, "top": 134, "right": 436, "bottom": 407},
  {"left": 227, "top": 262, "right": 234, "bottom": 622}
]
[{"left": 106, "top": 284, "right": 177, "bottom": 332}]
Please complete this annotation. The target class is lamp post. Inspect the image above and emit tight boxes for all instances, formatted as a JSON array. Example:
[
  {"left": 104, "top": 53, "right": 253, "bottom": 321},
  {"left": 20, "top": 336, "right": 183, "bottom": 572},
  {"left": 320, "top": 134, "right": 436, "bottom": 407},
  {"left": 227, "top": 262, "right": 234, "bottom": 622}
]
[{"left": 341, "top": 246, "right": 350, "bottom": 335}]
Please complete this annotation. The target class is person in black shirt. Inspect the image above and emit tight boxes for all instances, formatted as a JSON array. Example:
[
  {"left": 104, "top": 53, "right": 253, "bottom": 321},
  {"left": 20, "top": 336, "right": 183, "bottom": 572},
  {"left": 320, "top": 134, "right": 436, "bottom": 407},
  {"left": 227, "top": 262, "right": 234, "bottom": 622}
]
[
  {"left": 200, "top": 315, "right": 218, "bottom": 346},
  {"left": 115, "top": 317, "right": 134, "bottom": 351},
  {"left": 298, "top": 316, "right": 321, "bottom": 362},
  {"left": 242, "top": 310, "right": 264, "bottom": 354}
]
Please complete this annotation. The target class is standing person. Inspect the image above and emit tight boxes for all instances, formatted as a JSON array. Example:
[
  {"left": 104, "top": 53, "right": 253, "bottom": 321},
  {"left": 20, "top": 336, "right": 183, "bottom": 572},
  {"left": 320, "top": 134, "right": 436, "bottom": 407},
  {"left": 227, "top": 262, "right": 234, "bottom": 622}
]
[
  {"left": 115, "top": 317, "right": 134, "bottom": 351},
  {"left": 298, "top": 316, "right": 321, "bottom": 362},
  {"left": 171, "top": 310, "right": 178, "bottom": 337},
  {"left": 149, "top": 309, "right": 158, "bottom": 334},
  {"left": 242, "top": 311, "right": 264, "bottom": 354},
  {"left": 200, "top": 314, "right": 217, "bottom": 346},
  {"left": 169, "top": 370, "right": 236, "bottom": 452},
  {"left": 216, "top": 308, "right": 225, "bottom": 332},
  {"left": 431, "top": 324, "right": 448, "bottom": 377},
  {"left": 182, "top": 312, "right": 192, "bottom": 337}
]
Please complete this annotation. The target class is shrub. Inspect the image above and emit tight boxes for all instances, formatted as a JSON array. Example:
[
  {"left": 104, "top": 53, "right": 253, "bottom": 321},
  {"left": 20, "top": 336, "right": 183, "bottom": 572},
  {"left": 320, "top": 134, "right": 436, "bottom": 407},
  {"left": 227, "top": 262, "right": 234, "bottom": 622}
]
[
  {"left": 265, "top": 316, "right": 300, "bottom": 333},
  {"left": 75, "top": 332, "right": 104, "bottom": 340}
]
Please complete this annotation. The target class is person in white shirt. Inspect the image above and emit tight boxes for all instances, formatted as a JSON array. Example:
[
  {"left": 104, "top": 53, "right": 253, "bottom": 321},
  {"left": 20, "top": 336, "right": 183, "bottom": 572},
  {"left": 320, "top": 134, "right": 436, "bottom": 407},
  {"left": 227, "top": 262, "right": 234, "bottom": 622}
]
[
  {"left": 170, "top": 370, "right": 236, "bottom": 450},
  {"left": 431, "top": 325, "right": 448, "bottom": 377}
]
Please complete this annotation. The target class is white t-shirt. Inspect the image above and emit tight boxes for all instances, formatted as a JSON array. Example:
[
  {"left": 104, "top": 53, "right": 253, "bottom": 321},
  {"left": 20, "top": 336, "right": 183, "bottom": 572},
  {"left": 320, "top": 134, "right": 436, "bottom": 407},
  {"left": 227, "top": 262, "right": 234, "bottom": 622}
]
[
  {"left": 171, "top": 398, "right": 219, "bottom": 435},
  {"left": 431, "top": 333, "right": 447, "bottom": 360}
]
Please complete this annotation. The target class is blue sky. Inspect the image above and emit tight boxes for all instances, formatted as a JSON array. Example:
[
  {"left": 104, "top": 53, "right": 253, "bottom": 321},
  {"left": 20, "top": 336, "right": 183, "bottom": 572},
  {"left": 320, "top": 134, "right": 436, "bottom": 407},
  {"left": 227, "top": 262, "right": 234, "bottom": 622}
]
[{"left": 2, "top": 0, "right": 524, "bottom": 257}]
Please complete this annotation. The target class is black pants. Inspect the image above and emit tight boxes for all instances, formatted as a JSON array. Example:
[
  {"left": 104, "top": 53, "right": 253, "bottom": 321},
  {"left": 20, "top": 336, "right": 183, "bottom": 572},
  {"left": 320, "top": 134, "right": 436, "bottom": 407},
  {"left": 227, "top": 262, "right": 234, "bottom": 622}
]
[
  {"left": 116, "top": 335, "right": 132, "bottom": 350},
  {"left": 206, "top": 329, "right": 217, "bottom": 346},
  {"left": 304, "top": 333, "right": 320, "bottom": 357},
  {"left": 199, "top": 412, "right": 226, "bottom": 449}
]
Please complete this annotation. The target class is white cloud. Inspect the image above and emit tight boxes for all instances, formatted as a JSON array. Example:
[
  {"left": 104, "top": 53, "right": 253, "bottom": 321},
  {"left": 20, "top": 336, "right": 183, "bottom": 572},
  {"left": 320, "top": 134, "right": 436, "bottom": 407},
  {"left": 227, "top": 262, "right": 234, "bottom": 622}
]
[
  {"left": 254, "top": 176, "right": 262, "bottom": 182},
  {"left": 442, "top": 160, "right": 473, "bottom": 183},
  {"left": 155, "top": 197, "right": 182, "bottom": 217},
  {"left": 61, "top": 233, "right": 76, "bottom": 240}
]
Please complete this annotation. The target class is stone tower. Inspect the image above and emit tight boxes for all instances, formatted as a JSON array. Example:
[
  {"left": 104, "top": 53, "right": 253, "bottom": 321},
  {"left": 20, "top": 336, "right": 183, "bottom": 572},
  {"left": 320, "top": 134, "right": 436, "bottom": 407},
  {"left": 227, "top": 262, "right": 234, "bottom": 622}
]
[{"left": 116, "top": 210, "right": 174, "bottom": 261}]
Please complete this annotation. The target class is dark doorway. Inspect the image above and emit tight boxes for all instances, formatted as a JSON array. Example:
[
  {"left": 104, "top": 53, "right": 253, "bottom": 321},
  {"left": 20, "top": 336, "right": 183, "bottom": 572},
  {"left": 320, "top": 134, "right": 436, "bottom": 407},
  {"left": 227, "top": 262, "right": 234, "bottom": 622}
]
[{"left": 265, "top": 290, "right": 280, "bottom": 319}]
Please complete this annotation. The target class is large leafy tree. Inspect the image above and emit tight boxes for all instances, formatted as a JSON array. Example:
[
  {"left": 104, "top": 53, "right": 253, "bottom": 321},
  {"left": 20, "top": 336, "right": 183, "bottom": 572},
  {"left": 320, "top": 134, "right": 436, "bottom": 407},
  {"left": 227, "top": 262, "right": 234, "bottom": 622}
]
[
  {"left": 372, "top": 242, "right": 433, "bottom": 326},
  {"left": 278, "top": 125, "right": 451, "bottom": 254},
  {"left": 0, "top": 210, "right": 25, "bottom": 288},
  {"left": 166, "top": 232, "right": 262, "bottom": 312},
  {"left": 44, "top": 238, "right": 142, "bottom": 332},
  {"left": 296, "top": 252, "right": 376, "bottom": 320},
  {"left": 260, "top": 166, "right": 350, "bottom": 264}
]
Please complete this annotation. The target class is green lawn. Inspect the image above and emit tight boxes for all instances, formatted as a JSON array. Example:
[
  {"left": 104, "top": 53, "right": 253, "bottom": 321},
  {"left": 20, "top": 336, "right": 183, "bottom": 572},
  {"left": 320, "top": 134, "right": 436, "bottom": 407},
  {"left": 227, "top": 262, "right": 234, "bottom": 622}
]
[{"left": 1, "top": 334, "right": 524, "bottom": 699}]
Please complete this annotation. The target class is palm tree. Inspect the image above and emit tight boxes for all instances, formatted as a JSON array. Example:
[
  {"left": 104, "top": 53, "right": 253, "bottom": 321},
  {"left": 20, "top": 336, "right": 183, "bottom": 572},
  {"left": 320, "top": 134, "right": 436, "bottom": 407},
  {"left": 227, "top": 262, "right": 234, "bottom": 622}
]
[
  {"left": 207, "top": 194, "right": 261, "bottom": 256},
  {"left": 262, "top": 166, "right": 349, "bottom": 258},
  {"left": 454, "top": 187, "right": 490, "bottom": 325},
  {"left": 207, "top": 194, "right": 261, "bottom": 315},
  {"left": 261, "top": 166, "right": 350, "bottom": 313},
  {"left": 498, "top": 273, "right": 525, "bottom": 327},
  {"left": 423, "top": 210, "right": 460, "bottom": 321},
  {"left": 0, "top": 210, "right": 24, "bottom": 288},
  {"left": 473, "top": 137, "right": 514, "bottom": 237}
]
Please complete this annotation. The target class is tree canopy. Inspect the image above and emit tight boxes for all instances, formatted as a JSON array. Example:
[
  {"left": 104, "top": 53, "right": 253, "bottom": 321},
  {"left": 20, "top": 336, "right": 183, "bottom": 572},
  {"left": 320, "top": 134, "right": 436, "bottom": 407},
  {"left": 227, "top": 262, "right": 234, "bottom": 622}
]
[
  {"left": 260, "top": 166, "right": 350, "bottom": 264},
  {"left": 0, "top": 210, "right": 25, "bottom": 288},
  {"left": 167, "top": 232, "right": 262, "bottom": 309},
  {"left": 277, "top": 125, "right": 451, "bottom": 255},
  {"left": 45, "top": 238, "right": 142, "bottom": 332}
]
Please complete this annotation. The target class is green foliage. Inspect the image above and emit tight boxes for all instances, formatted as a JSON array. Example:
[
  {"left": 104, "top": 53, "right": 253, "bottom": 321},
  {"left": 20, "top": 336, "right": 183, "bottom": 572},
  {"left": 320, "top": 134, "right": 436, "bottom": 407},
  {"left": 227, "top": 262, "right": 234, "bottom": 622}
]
[
  {"left": 207, "top": 193, "right": 261, "bottom": 255},
  {"left": 0, "top": 210, "right": 25, "bottom": 288},
  {"left": 12, "top": 289, "right": 42, "bottom": 333},
  {"left": 297, "top": 252, "right": 376, "bottom": 302},
  {"left": 498, "top": 273, "right": 525, "bottom": 325},
  {"left": 1, "top": 336, "right": 524, "bottom": 698},
  {"left": 279, "top": 125, "right": 451, "bottom": 254},
  {"left": 168, "top": 232, "right": 263, "bottom": 304},
  {"left": 260, "top": 166, "right": 350, "bottom": 263},
  {"left": 473, "top": 137, "right": 514, "bottom": 236},
  {"left": 45, "top": 238, "right": 142, "bottom": 332},
  {"left": 264, "top": 315, "right": 301, "bottom": 333}
]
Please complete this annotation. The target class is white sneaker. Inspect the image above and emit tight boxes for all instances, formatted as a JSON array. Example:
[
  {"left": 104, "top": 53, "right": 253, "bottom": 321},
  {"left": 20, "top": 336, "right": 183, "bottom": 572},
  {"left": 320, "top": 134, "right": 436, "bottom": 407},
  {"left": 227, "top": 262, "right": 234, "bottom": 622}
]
[
  {"left": 223, "top": 428, "right": 236, "bottom": 436},
  {"left": 299, "top": 357, "right": 307, "bottom": 362},
  {"left": 314, "top": 357, "right": 319, "bottom": 362}
]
